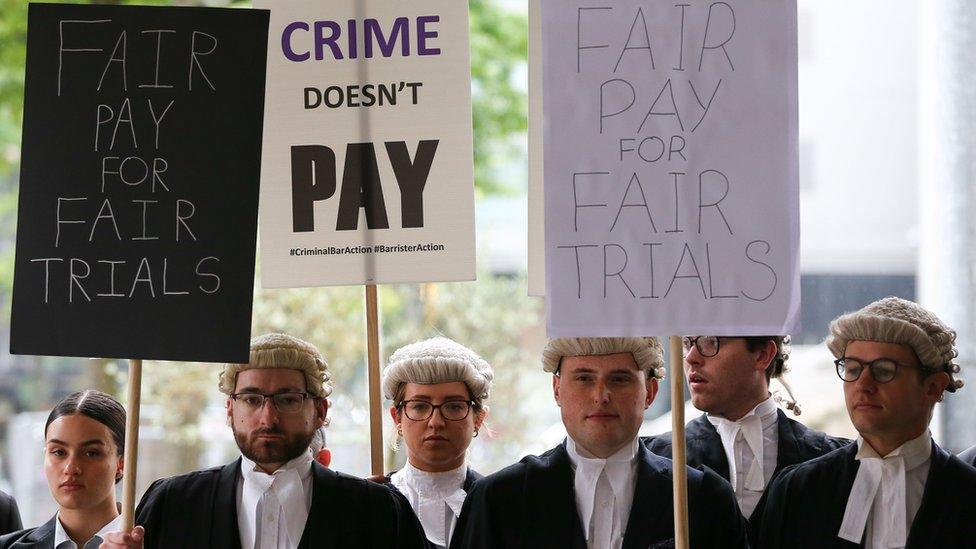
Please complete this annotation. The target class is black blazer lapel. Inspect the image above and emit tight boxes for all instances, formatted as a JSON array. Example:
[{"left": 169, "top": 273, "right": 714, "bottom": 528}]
[
  {"left": 298, "top": 462, "right": 336, "bottom": 549},
  {"left": 463, "top": 467, "right": 483, "bottom": 491},
  {"left": 22, "top": 517, "right": 56, "bottom": 546},
  {"left": 824, "top": 445, "right": 862, "bottom": 546},
  {"left": 623, "top": 444, "right": 673, "bottom": 549},
  {"left": 212, "top": 459, "right": 243, "bottom": 549},
  {"left": 688, "top": 415, "right": 730, "bottom": 480},
  {"left": 524, "top": 443, "right": 586, "bottom": 549},
  {"left": 774, "top": 409, "right": 804, "bottom": 477},
  {"left": 906, "top": 442, "right": 948, "bottom": 548}
]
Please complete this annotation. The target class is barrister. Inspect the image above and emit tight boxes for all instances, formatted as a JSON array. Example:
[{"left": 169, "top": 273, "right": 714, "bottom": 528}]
[
  {"left": 103, "top": 333, "right": 427, "bottom": 549},
  {"left": 451, "top": 337, "right": 747, "bottom": 549},
  {"left": 753, "top": 297, "right": 976, "bottom": 548},
  {"left": 645, "top": 335, "right": 848, "bottom": 518}
]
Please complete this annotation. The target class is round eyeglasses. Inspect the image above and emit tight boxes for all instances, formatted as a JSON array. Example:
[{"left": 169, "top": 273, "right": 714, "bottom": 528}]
[
  {"left": 681, "top": 336, "right": 721, "bottom": 357},
  {"left": 834, "top": 357, "right": 909, "bottom": 384},
  {"left": 230, "top": 392, "right": 310, "bottom": 414},
  {"left": 400, "top": 400, "right": 474, "bottom": 421}
]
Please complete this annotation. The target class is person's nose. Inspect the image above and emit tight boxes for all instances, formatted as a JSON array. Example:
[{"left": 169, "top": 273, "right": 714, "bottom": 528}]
[
  {"left": 428, "top": 406, "right": 447, "bottom": 428},
  {"left": 63, "top": 453, "right": 82, "bottom": 476},
  {"left": 852, "top": 368, "right": 878, "bottom": 394},
  {"left": 592, "top": 379, "right": 611, "bottom": 404},
  {"left": 256, "top": 397, "right": 281, "bottom": 426}
]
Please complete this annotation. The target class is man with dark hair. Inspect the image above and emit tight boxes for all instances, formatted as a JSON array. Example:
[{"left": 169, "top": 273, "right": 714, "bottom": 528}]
[
  {"left": 753, "top": 297, "right": 976, "bottom": 547},
  {"left": 452, "top": 337, "right": 747, "bottom": 549},
  {"left": 645, "top": 335, "right": 848, "bottom": 519},
  {"left": 102, "top": 333, "right": 426, "bottom": 549}
]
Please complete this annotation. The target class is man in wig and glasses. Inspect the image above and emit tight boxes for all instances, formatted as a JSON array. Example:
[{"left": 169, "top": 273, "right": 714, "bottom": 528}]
[
  {"left": 102, "top": 333, "right": 426, "bottom": 549},
  {"left": 752, "top": 297, "right": 976, "bottom": 548},
  {"left": 451, "top": 337, "right": 747, "bottom": 549},
  {"left": 645, "top": 335, "right": 848, "bottom": 520}
]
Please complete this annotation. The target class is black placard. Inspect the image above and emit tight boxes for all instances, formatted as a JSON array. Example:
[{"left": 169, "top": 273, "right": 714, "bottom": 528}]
[{"left": 10, "top": 3, "right": 269, "bottom": 363}]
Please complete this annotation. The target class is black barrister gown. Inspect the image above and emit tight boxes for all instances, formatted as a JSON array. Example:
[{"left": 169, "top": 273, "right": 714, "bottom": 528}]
[
  {"left": 135, "top": 458, "right": 428, "bottom": 549},
  {"left": 449, "top": 440, "right": 748, "bottom": 549},
  {"left": 751, "top": 441, "right": 976, "bottom": 548},
  {"left": 644, "top": 411, "right": 850, "bottom": 511},
  {"left": 0, "top": 491, "right": 21, "bottom": 537},
  {"left": 0, "top": 517, "right": 54, "bottom": 549}
]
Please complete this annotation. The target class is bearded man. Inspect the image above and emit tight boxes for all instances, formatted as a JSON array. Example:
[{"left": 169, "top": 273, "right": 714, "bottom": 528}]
[{"left": 105, "top": 333, "right": 426, "bottom": 549}]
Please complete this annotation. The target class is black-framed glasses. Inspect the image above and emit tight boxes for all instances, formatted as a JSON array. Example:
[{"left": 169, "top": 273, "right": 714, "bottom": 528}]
[
  {"left": 400, "top": 400, "right": 474, "bottom": 421},
  {"left": 834, "top": 358, "right": 910, "bottom": 384},
  {"left": 682, "top": 336, "right": 721, "bottom": 357},
  {"left": 230, "top": 392, "right": 310, "bottom": 413}
]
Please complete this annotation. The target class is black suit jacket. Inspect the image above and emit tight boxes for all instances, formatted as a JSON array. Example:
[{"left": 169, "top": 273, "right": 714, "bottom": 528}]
[
  {"left": 449, "top": 440, "right": 747, "bottom": 549},
  {"left": 0, "top": 517, "right": 54, "bottom": 549},
  {"left": 0, "top": 492, "right": 21, "bottom": 538},
  {"left": 136, "top": 458, "right": 427, "bottom": 549},
  {"left": 752, "top": 441, "right": 976, "bottom": 548},
  {"left": 644, "top": 410, "right": 850, "bottom": 484}
]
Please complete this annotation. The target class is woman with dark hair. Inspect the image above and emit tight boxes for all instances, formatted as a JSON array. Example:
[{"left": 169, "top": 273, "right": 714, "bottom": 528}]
[{"left": 0, "top": 390, "right": 126, "bottom": 549}]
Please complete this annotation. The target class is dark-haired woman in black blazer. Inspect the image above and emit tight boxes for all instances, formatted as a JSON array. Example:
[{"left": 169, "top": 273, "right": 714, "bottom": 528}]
[{"left": 0, "top": 390, "right": 125, "bottom": 549}]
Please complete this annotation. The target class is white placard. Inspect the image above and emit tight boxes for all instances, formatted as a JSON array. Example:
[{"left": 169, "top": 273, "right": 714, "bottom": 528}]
[
  {"left": 257, "top": 0, "right": 476, "bottom": 288},
  {"left": 544, "top": 0, "right": 800, "bottom": 336}
]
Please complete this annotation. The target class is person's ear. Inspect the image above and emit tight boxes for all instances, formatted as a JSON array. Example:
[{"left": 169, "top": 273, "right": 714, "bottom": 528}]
[
  {"left": 925, "top": 372, "right": 950, "bottom": 404},
  {"left": 315, "top": 398, "right": 329, "bottom": 428},
  {"left": 755, "top": 340, "right": 778, "bottom": 373},
  {"left": 474, "top": 406, "right": 488, "bottom": 431},
  {"left": 645, "top": 377, "right": 658, "bottom": 408},
  {"left": 552, "top": 375, "right": 562, "bottom": 406},
  {"left": 225, "top": 397, "right": 234, "bottom": 427}
]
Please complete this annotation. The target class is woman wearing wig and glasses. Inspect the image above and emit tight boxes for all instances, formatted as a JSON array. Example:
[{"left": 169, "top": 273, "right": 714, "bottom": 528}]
[
  {"left": 380, "top": 337, "right": 492, "bottom": 549},
  {"left": 0, "top": 390, "right": 127, "bottom": 549}
]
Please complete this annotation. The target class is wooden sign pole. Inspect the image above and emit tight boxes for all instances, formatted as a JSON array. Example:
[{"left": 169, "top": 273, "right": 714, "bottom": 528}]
[
  {"left": 365, "top": 284, "right": 384, "bottom": 476},
  {"left": 120, "top": 359, "right": 143, "bottom": 530},
  {"left": 669, "top": 336, "right": 689, "bottom": 549}
]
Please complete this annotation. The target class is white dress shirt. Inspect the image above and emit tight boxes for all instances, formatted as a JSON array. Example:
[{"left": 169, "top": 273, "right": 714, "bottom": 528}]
[
  {"left": 390, "top": 462, "right": 468, "bottom": 549},
  {"left": 237, "top": 452, "right": 314, "bottom": 549},
  {"left": 566, "top": 436, "right": 638, "bottom": 549},
  {"left": 706, "top": 395, "right": 779, "bottom": 517},
  {"left": 838, "top": 430, "right": 932, "bottom": 549},
  {"left": 54, "top": 512, "right": 122, "bottom": 549}
]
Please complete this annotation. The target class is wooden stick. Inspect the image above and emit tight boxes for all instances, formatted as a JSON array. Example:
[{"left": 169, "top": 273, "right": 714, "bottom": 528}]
[
  {"left": 121, "top": 359, "right": 142, "bottom": 530},
  {"left": 669, "top": 336, "right": 689, "bottom": 549},
  {"left": 365, "top": 284, "right": 384, "bottom": 476}
]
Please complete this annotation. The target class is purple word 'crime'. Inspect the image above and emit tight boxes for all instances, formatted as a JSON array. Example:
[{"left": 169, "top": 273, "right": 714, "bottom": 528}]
[{"left": 282, "top": 16, "right": 441, "bottom": 61}]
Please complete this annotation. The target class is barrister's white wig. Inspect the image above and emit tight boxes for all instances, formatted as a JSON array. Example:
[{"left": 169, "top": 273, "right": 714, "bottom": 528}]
[
  {"left": 543, "top": 337, "right": 666, "bottom": 380},
  {"left": 382, "top": 337, "right": 493, "bottom": 406},
  {"left": 826, "top": 296, "right": 964, "bottom": 392},
  {"left": 219, "top": 333, "right": 333, "bottom": 398}
]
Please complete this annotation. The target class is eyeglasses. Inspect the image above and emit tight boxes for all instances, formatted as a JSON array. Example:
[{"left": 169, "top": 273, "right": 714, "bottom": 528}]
[
  {"left": 834, "top": 358, "right": 913, "bottom": 384},
  {"left": 682, "top": 336, "right": 721, "bottom": 357},
  {"left": 230, "top": 392, "right": 310, "bottom": 414},
  {"left": 399, "top": 400, "right": 474, "bottom": 421}
]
